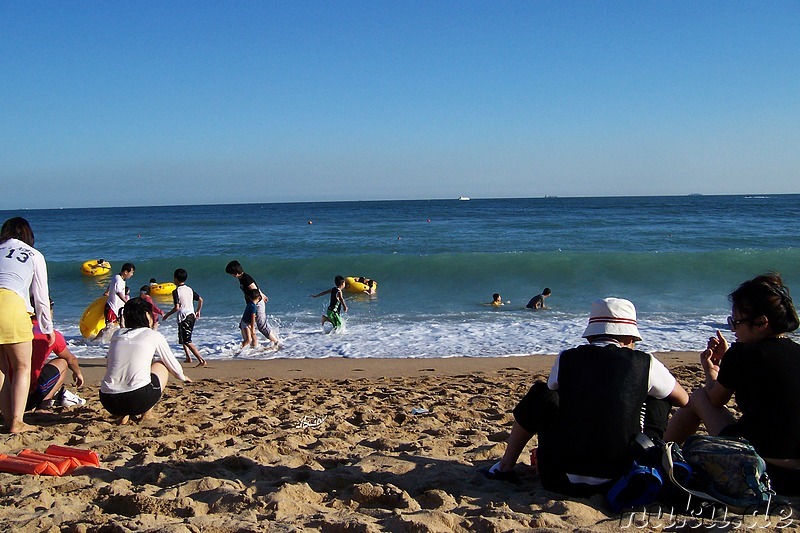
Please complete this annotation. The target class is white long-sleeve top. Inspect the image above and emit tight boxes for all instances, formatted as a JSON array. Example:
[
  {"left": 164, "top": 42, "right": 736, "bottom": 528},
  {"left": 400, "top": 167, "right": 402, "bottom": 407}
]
[
  {"left": 0, "top": 238, "right": 53, "bottom": 334},
  {"left": 101, "top": 327, "right": 188, "bottom": 394}
]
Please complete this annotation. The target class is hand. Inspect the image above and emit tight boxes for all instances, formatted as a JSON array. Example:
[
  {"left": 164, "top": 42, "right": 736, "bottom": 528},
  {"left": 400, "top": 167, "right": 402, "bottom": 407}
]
[
  {"left": 700, "top": 330, "right": 728, "bottom": 382},
  {"left": 74, "top": 372, "right": 85, "bottom": 388},
  {"left": 184, "top": 377, "right": 193, "bottom": 383},
  {"left": 46, "top": 332, "right": 56, "bottom": 347},
  {"left": 706, "top": 330, "right": 729, "bottom": 365}
]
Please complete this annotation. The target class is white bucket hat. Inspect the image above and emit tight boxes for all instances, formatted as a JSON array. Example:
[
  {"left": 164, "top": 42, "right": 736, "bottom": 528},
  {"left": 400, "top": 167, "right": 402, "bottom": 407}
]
[{"left": 582, "top": 297, "right": 642, "bottom": 341}]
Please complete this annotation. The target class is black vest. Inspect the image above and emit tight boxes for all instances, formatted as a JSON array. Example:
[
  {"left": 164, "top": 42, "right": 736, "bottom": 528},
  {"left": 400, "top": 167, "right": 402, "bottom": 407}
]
[{"left": 543, "top": 343, "right": 650, "bottom": 479}]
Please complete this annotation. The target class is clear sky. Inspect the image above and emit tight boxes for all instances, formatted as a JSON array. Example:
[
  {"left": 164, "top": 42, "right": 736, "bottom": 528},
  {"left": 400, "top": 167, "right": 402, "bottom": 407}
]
[{"left": 2, "top": 1, "right": 799, "bottom": 209}]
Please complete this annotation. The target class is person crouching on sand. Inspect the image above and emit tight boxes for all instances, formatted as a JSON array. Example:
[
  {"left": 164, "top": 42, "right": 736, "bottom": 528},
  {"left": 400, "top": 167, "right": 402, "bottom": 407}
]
[
  {"left": 484, "top": 297, "right": 688, "bottom": 496},
  {"left": 99, "top": 298, "right": 192, "bottom": 425}
]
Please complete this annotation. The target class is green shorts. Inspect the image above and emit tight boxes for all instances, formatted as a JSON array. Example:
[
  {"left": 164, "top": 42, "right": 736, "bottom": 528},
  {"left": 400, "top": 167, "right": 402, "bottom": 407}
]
[{"left": 326, "top": 309, "right": 342, "bottom": 329}]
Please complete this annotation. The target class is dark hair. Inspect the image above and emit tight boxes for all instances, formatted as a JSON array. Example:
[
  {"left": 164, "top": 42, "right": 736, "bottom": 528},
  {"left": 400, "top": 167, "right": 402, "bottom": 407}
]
[
  {"left": 139, "top": 285, "right": 151, "bottom": 293},
  {"left": 730, "top": 273, "right": 799, "bottom": 334},
  {"left": 335, "top": 275, "right": 345, "bottom": 286},
  {"left": 174, "top": 268, "right": 188, "bottom": 283},
  {"left": 246, "top": 288, "right": 260, "bottom": 301},
  {"left": 120, "top": 297, "right": 154, "bottom": 329},
  {"left": 493, "top": 293, "right": 500, "bottom": 300},
  {"left": 543, "top": 287, "right": 552, "bottom": 296},
  {"left": 0, "top": 217, "right": 35, "bottom": 246},
  {"left": 121, "top": 262, "right": 135, "bottom": 273},
  {"left": 225, "top": 261, "right": 243, "bottom": 275}
]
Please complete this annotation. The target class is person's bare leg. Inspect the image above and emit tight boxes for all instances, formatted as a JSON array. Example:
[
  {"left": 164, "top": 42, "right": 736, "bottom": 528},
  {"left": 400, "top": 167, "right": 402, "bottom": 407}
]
[
  {"left": 664, "top": 388, "right": 737, "bottom": 443},
  {"left": 497, "top": 421, "right": 534, "bottom": 472},
  {"left": 1, "top": 343, "right": 35, "bottom": 433},
  {"left": 187, "top": 343, "right": 206, "bottom": 367}
]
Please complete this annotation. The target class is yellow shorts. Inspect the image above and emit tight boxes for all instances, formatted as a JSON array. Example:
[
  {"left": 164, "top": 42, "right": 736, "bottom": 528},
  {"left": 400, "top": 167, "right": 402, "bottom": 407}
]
[{"left": 0, "top": 289, "right": 34, "bottom": 344}]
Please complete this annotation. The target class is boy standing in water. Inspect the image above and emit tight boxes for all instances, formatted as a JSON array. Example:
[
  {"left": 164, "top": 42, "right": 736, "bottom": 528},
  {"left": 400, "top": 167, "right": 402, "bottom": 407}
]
[
  {"left": 225, "top": 260, "right": 280, "bottom": 349},
  {"left": 239, "top": 288, "right": 261, "bottom": 348},
  {"left": 162, "top": 268, "right": 206, "bottom": 367},
  {"left": 105, "top": 262, "right": 135, "bottom": 324},
  {"left": 310, "top": 275, "right": 348, "bottom": 332}
]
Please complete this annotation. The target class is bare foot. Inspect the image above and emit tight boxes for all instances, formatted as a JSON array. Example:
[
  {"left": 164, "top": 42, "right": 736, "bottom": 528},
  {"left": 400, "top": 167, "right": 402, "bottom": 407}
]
[
  {"left": 184, "top": 359, "right": 192, "bottom": 364},
  {"left": 195, "top": 360, "right": 207, "bottom": 368},
  {"left": 9, "top": 422, "right": 36, "bottom": 434},
  {"left": 117, "top": 415, "right": 130, "bottom": 425}
]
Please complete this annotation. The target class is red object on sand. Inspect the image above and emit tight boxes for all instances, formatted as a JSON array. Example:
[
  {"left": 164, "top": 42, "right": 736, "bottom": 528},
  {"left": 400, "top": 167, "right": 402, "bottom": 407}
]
[
  {"left": 45, "top": 445, "right": 100, "bottom": 466},
  {"left": 18, "top": 449, "right": 79, "bottom": 475},
  {"left": 0, "top": 454, "right": 60, "bottom": 476}
]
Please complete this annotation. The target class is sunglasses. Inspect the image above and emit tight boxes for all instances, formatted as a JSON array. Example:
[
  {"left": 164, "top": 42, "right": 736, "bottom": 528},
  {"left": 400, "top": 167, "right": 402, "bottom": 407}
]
[{"left": 727, "top": 316, "right": 750, "bottom": 330}]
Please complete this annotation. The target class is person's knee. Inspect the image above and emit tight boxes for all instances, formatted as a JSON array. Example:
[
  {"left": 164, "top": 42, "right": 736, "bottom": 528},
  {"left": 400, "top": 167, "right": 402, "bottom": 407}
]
[{"left": 151, "top": 361, "right": 169, "bottom": 386}]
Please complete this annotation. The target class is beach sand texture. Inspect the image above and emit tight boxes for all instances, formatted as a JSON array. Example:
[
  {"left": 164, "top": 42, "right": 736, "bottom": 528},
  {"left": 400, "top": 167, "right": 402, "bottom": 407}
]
[{"left": 1, "top": 354, "right": 798, "bottom": 531}]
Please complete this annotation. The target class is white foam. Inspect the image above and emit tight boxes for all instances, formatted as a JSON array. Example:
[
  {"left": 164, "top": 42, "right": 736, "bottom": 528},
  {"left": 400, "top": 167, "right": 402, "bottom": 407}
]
[{"left": 63, "top": 311, "right": 743, "bottom": 361}]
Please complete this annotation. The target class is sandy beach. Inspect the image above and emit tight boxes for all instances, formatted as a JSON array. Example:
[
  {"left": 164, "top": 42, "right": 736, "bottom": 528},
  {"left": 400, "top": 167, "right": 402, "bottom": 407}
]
[{"left": 2, "top": 352, "right": 798, "bottom": 531}]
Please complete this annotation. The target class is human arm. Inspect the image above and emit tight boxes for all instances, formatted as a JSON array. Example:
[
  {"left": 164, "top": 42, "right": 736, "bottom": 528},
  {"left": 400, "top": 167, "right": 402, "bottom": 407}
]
[
  {"left": 55, "top": 346, "right": 85, "bottom": 388},
  {"left": 310, "top": 289, "right": 332, "bottom": 298},
  {"left": 162, "top": 290, "right": 179, "bottom": 320},
  {"left": 337, "top": 289, "right": 347, "bottom": 313},
  {"left": 162, "top": 305, "right": 179, "bottom": 321},
  {"left": 701, "top": 330, "right": 729, "bottom": 385},
  {"left": 665, "top": 381, "right": 689, "bottom": 407},
  {"left": 194, "top": 293, "right": 203, "bottom": 318},
  {"left": 152, "top": 332, "right": 190, "bottom": 382},
  {"left": 30, "top": 251, "right": 55, "bottom": 337}
]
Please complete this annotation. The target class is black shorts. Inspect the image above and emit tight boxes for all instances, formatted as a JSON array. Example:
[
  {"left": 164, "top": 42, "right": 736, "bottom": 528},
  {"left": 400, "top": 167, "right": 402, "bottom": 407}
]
[
  {"left": 178, "top": 314, "right": 196, "bottom": 344},
  {"left": 99, "top": 374, "right": 162, "bottom": 416},
  {"left": 26, "top": 363, "right": 61, "bottom": 410}
]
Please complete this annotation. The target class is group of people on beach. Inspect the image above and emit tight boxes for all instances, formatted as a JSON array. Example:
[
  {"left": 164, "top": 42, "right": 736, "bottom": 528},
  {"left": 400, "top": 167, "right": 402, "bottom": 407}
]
[
  {"left": 484, "top": 272, "right": 800, "bottom": 499},
  {"left": 1, "top": 216, "right": 799, "bottom": 506}
]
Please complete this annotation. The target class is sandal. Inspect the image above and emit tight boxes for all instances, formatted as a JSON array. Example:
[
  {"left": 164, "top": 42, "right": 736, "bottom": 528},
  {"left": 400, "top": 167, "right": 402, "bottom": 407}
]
[{"left": 482, "top": 461, "right": 521, "bottom": 484}]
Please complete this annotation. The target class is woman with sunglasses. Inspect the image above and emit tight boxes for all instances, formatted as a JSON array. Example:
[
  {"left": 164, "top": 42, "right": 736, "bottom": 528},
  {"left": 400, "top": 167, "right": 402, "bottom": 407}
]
[{"left": 665, "top": 272, "right": 800, "bottom": 494}]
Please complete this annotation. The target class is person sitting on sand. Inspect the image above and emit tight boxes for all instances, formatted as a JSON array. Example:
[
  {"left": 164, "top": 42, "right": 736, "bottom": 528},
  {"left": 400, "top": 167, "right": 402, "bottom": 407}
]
[
  {"left": 139, "top": 285, "right": 164, "bottom": 329},
  {"left": 484, "top": 297, "right": 688, "bottom": 495},
  {"left": 664, "top": 273, "right": 800, "bottom": 495},
  {"left": 526, "top": 287, "right": 551, "bottom": 310},
  {"left": 100, "top": 297, "right": 192, "bottom": 425},
  {"left": 27, "top": 302, "right": 85, "bottom": 412},
  {"left": 311, "top": 275, "right": 348, "bottom": 332}
]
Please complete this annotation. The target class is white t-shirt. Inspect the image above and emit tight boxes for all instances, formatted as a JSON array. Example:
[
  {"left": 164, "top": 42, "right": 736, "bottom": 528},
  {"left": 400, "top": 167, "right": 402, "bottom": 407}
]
[
  {"left": 0, "top": 238, "right": 53, "bottom": 334},
  {"left": 174, "top": 285, "right": 198, "bottom": 321},
  {"left": 101, "top": 327, "right": 188, "bottom": 394},
  {"left": 106, "top": 274, "right": 127, "bottom": 315}
]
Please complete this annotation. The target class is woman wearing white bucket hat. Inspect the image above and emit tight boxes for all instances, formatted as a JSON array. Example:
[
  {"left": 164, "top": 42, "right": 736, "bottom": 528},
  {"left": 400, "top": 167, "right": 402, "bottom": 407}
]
[{"left": 484, "top": 297, "right": 688, "bottom": 496}]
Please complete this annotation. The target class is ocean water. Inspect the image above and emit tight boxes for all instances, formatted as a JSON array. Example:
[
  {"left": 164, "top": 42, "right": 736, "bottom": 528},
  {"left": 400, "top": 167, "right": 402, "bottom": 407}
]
[{"left": 6, "top": 195, "right": 800, "bottom": 360}]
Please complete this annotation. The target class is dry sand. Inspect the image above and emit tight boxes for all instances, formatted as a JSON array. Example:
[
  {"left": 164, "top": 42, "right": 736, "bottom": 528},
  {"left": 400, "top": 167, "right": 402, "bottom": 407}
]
[{"left": 1, "top": 353, "right": 798, "bottom": 532}]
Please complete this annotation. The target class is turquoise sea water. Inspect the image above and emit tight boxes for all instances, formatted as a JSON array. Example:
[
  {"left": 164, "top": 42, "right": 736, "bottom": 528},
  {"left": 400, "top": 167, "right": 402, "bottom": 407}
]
[{"left": 5, "top": 194, "right": 800, "bottom": 360}]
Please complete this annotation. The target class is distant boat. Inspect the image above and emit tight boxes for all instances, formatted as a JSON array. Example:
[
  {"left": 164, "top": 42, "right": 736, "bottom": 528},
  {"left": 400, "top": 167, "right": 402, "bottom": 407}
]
[{"left": 458, "top": 196, "right": 470, "bottom": 201}]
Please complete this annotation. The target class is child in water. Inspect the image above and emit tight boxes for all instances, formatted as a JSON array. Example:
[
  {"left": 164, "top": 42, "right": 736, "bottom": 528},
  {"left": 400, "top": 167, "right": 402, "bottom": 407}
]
[
  {"left": 486, "top": 293, "right": 507, "bottom": 307},
  {"left": 310, "top": 275, "right": 348, "bottom": 332},
  {"left": 239, "top": 288, "right": 262, "bottom": 348}
]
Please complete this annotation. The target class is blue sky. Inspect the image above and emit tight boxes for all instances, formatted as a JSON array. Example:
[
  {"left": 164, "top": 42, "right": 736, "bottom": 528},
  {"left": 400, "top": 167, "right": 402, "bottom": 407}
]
[{"left": 2, "top": 1, "right": 798, "bottom": 209}]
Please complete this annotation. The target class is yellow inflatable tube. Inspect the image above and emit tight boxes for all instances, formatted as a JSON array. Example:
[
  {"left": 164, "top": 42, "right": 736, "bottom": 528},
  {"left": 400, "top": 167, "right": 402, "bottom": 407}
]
[
  {"left": 149, "top": 282, "right": 177, "bottom": 296},
  {"left": 81, "top": 259, "right": 111, "bottom": 277},
  {"left": 345, "top": 276, "right": 377, "bottom": 294},
  {"left": 79, "top": 296, "right": 106, "bottom": 339}
]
